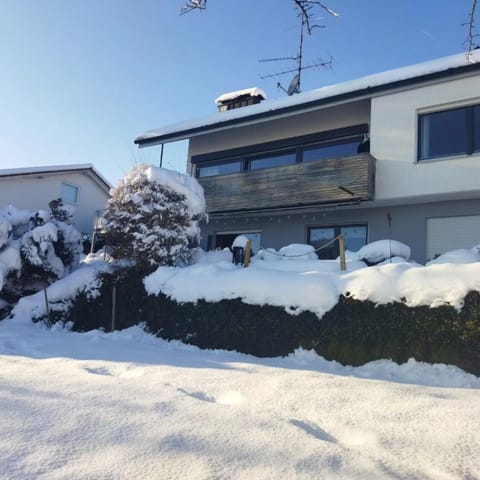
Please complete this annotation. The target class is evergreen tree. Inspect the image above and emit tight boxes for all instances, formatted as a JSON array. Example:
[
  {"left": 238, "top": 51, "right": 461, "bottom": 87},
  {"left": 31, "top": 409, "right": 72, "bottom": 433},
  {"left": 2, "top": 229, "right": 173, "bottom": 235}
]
[{"left": 104, "top": 164, "right": 205, "bottom": 272}]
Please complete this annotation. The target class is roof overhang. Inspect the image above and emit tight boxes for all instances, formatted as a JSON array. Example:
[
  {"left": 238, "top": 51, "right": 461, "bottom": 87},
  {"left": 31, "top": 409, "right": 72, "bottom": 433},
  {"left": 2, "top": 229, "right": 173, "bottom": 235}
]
[
  {"left": 0, "top": 164, "right": 112, "bottom": 193},
  {"left": 135, "top": 52, "right": 480, "bottom": 148}
]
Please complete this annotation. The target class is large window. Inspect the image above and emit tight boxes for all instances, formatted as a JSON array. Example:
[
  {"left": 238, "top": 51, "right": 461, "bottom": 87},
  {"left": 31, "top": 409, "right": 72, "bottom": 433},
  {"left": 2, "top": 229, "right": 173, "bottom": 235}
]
[
  {"left": 197, "top": 160, "right": 243, "bottom": 178},
  {"left": 193, "top": 125, "right": 369, "bottom": 178},
  {"left": 303, "top": 139, "right": 360, "bottom": 162},
  {"left": 308, "top": 224, "right": 367, "bottom": 259},
  {"left": 249, "top": 151, "right": 296, "bottom": 170},
  {"left": 418, "top": 104, "right": 480, "bottom": 160}
]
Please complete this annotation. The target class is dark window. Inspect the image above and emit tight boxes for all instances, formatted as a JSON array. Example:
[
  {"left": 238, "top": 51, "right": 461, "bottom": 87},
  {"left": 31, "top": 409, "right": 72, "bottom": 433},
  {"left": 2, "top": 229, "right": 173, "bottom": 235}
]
[
  {"left": 308, "top": 224, "right": 367, "bottom": 259},
  {"left": 249, "top": 152, "right": 296, "bottom": 170},
  {"left": 418, "top": 104, "right": 480, "bottom": 160},
  {"left": 303, "top": 139, "right": 361, "bottom": 162},
  {"left": 474, "top": 105, "right": 480, "bottom": 153},
  {"left": 197, "top": 161, "right": 242, "bottom": 178},
  {"left": 193, "top": 124, "right": 369, "bottom": 178}
]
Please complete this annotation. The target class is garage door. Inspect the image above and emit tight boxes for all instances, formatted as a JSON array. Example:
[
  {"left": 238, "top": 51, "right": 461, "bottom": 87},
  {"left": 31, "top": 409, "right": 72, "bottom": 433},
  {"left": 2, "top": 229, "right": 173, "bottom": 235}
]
[{"left": 426, "top": 215, "right": 480, "bottom": 260}]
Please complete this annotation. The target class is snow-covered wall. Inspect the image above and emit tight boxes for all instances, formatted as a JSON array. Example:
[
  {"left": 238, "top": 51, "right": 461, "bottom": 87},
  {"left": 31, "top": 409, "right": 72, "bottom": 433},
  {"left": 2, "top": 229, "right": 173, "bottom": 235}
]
[
  {"left": 371, "top": 74, "right": 480, "bottom": 202},
  {"left": 0, "top": 172, "right": 109, "bottom": 234}
]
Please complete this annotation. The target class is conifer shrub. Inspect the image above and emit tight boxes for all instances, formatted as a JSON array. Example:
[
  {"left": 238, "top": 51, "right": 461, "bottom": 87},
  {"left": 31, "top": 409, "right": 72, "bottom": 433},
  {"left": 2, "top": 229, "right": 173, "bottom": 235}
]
[{"left": 103, "top": 165, "right": 205, "bottom": 273}]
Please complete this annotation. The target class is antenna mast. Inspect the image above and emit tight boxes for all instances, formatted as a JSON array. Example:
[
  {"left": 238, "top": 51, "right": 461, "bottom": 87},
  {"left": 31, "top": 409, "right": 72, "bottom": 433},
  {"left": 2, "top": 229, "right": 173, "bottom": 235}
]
[{"left": 259, "top": 12, "right": 332, "bottom": 96}]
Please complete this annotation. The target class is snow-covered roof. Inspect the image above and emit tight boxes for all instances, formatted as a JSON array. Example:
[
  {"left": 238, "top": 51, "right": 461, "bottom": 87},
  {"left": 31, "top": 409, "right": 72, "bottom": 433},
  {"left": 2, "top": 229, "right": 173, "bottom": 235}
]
[
  {"left": 0, "top": 164, "right": 112, "bottom": 191},
  {"left": 135, "top": 51, "right": 480, "bottom": 147},
  {"left": 214, "top": 87, "right": 267, "bottom": 105}
]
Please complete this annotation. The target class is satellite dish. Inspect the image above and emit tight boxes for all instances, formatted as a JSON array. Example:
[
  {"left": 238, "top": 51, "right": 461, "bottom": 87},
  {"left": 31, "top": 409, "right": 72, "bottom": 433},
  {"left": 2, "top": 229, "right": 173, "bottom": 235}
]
[{"left": 287, "top": 73, "right": 300, "bottom": 96}]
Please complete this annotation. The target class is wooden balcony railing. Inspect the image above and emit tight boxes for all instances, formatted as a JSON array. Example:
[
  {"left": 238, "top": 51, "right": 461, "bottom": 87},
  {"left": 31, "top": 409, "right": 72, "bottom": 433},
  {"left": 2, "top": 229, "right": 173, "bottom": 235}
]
[{"left": 198, "top": 153, "right": 375, "bottom": 214}]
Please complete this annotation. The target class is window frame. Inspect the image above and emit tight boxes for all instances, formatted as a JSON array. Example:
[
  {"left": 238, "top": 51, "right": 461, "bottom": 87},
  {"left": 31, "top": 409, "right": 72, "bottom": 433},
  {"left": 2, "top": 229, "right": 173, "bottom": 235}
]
[
  {"left": 417, "top": 103, "right": 480, "bottom": 162},
  {"left": 307, "top": 223, "right": 368, "bottom": 259},
  {"left": 61, "top": 182, "right": 80, "bottom": 204}
]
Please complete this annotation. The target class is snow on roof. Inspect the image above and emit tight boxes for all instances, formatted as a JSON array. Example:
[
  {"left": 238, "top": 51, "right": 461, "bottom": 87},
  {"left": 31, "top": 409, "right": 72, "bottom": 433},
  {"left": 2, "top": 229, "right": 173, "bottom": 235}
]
[
  {"left": 214, "top": 87, "right": 267, "bottom": 105},
  {"left": 0, "top": 164, "right": 112, "bottom": 191},
  {"left": 136, "top": 51, "right": 480, "bottom": 146}
]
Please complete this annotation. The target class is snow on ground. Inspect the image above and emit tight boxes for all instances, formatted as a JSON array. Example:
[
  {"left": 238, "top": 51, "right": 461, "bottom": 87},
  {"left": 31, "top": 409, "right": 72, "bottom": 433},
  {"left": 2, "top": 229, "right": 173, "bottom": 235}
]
[{"left": 0, "top": 319, "right": 479, "bottom": 480}]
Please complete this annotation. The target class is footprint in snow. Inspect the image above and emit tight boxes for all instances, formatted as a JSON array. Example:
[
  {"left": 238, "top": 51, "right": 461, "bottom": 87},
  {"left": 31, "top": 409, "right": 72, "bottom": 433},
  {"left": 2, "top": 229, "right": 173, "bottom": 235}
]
[
  {"left": 177, "top": 388, "right": 216, "bottom": 402},
  {"left": 290, "top": 419, "right": 337, "bottom": 444},
  {"left": 84, "top": 366, "right": 112, "bottom": 376},
  {"left": 83, "top": 365, "right": 144, "bottom": 378},
  {"left": 177, "top": 388, "right": 246, "bottom": 405}
]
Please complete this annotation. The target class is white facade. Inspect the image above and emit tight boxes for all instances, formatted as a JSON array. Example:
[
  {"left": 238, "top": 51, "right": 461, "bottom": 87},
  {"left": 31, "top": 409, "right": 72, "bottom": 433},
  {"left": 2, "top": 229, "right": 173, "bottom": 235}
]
[
  {"left": 0, "top": 166, "right": 111, "bottom": 233},
  {"left": 371, "top": 74, "right": 480, "bottom": 203}
]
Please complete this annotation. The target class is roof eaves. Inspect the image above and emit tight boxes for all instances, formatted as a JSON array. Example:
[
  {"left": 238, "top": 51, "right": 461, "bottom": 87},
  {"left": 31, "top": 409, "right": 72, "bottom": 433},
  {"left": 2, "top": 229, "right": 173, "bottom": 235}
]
[
  {"left": 0, "top": 164, "right": 112, "bottom": 192},
  {"left": 135, "top": 60, "right": 480, "bottom": 148}
]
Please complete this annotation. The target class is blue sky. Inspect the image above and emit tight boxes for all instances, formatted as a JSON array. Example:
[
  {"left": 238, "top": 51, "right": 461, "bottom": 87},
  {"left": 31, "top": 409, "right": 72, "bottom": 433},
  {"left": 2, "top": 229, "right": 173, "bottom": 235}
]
[{"left": 0, "top": 0, "right": 475, "bottom": 185}]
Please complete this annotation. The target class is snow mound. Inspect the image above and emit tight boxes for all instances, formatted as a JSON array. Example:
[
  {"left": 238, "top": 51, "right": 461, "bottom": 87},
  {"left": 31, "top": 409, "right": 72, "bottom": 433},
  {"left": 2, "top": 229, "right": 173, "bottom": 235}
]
[
  {"left": 427, "top": 247, "right": 480, "bottom": 265},
  {"left": 232, "top": 235, "right": 250, "bottom": 249},
  {"left": 346, "top": 239, "right": 411, "bottom": 264}
]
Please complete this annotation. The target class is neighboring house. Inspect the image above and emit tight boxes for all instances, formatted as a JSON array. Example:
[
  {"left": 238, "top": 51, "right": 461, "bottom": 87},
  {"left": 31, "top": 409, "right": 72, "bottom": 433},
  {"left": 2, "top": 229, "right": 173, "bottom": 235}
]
[
  {"left": 135, "top": 52, "right": 480, "bottom": 263},
  {"left": 0, "top": 164, "right": 111, "bottom": 234}
]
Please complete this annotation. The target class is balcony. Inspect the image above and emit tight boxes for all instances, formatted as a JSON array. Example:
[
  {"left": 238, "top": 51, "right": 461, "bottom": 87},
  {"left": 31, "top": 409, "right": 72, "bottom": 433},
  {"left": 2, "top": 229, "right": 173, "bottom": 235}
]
[{"left": 198, "top": 153, "right": 376, "bottom": 214}]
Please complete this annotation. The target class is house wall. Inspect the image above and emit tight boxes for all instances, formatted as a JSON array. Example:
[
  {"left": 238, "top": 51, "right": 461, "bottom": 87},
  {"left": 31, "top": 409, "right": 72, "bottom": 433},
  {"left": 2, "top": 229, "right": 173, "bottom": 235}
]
[
  {"left": 201, "top": 198, "right": 480, "bottom": 264},
  {"left": 0, "top": 171, "right": 110, "bottom": 233},
  {"left": 187, "top": 100, "right": 370, "bottom": 172},
  {"left": 371, "top": 74, "right": 480, "bottom": 202}
]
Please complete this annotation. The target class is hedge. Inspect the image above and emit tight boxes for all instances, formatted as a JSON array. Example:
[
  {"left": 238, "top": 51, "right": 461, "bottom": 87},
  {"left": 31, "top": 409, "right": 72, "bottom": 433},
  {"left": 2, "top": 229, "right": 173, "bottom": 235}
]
[{"left": 43, "top": 267, "right": 480, "bottom": 376}]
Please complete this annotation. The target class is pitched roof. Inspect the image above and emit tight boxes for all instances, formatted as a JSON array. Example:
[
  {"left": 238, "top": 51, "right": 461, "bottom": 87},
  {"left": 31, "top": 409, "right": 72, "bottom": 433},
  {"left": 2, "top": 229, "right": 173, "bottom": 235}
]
[
  {"left": 135, "top": 51, "right": 480, "bottom": 147},
  {"left": 0, "top": 164, "right": 112, "bottom": 191}
]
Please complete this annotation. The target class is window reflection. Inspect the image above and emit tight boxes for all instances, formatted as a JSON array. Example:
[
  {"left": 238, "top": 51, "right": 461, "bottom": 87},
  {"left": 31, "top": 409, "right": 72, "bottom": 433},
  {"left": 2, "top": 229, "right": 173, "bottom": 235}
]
[{"left": 249, "top": 152, "right": 296, "bottom": 170}]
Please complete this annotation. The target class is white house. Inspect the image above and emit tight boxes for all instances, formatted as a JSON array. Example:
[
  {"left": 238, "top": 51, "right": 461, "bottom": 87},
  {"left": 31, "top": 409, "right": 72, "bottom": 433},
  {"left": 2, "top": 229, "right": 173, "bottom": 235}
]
[
  {"left": 0, "top": 164, "right": 111, "bottom": 234},
  {"left": 135, "top": 52, "right": 480, "bottom": 263}
]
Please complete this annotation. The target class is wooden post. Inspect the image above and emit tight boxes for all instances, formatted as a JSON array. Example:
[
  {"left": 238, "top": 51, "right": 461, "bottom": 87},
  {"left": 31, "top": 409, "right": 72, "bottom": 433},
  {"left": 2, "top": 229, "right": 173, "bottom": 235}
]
[
  {"left": 244, "top": 240, "right": 252, "bottom": 268},
  {"left": 111, "top": 284, "right": 116, "bottom": 332},
  {"left": 43, "top": 288, "right": 51, "bottom": 327},
  {"left": 90, "top": 215, "right": 99, "bottom": 255},
  {"left": 338, "top": 235, "right": 346, "bottom": 271}
]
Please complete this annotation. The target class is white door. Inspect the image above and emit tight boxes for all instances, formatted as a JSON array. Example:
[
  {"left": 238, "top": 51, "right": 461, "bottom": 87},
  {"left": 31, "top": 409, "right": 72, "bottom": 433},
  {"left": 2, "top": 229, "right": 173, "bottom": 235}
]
[{"left": 426, "top": 215, "right": 480, "bottom": 260}]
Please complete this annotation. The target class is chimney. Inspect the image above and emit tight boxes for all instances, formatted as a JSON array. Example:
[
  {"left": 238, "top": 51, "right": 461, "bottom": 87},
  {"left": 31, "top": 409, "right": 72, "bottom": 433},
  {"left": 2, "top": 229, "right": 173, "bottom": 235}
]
[{"left": 215, "top": 87, "right": 267, "bottom": 112}]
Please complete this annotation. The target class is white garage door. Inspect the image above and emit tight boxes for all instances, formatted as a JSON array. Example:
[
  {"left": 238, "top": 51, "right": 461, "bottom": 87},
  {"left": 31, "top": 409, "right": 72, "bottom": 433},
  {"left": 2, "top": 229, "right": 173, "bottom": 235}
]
[{"left": 426, "top": 215, "right": 480, "bottom": 260}]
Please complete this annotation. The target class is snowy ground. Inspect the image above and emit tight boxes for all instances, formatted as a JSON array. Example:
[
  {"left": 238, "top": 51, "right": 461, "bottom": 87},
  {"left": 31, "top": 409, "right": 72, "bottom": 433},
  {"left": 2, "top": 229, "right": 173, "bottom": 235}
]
[{"left": 1, "top": 319, "right": 479, "bottom": 480}]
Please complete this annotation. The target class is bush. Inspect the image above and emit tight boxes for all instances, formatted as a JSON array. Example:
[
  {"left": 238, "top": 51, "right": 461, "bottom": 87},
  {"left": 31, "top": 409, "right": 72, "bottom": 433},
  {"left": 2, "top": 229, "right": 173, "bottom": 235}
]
[
  {"left": 47, "top": 267, "right": 480, "bottom": 376},
  {"left": 103, "top": 165, "right": 205, "bottom": 272}
]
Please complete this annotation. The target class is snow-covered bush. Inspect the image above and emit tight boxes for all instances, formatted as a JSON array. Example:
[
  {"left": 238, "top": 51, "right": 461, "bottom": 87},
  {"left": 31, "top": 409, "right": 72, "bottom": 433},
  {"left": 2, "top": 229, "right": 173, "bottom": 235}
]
[
  {"left": 104, "top": 164, "right": 205, "bottom": 271},
  {"left": 0, "top": 201, "right": 83, "bottom": 304},
  {"left": 48, "top": 199, "right": 83, "bottom": 270}
]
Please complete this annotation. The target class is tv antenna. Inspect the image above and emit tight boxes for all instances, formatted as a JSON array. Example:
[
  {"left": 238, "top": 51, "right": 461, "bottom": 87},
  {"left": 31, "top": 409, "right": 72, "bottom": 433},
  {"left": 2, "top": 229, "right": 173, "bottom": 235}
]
[{"left": 259, "top": 15, "right": 332, "bottom": 95}]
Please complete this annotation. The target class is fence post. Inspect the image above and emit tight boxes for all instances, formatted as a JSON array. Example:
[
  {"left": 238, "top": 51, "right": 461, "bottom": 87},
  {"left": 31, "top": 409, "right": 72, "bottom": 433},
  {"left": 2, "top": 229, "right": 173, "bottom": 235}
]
[
  {"left": 111, "top": 284, "right": 116, "bottom": 332},
  {"left": 43, "top": 288, "right": 51, "bottom": 327},
  {"left": 90, "top": 215, "right": 99, "bottom": 255},
  {"left": 338, "top": 235, "right": 346, "bottom": 271},
  {"left": 244, "top": 240, "right": 252, "bottom": 268}
]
